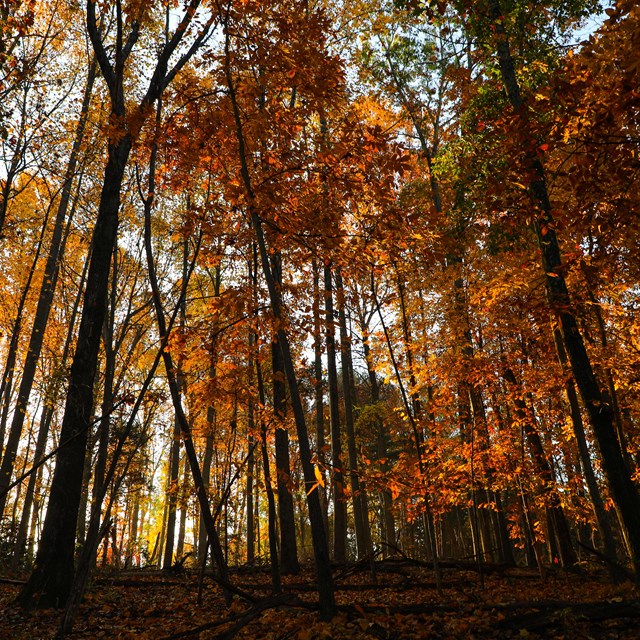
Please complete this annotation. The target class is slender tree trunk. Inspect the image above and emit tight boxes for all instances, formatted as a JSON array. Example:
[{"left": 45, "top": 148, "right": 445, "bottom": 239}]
[
  {"left": 175, "top": 457, "right": 188, "bottom": 561},
  {"left": 371, "top": 272, "right": 441, "bottom": 590},
  {"left": 503, "top": 367, "right": 577, "bottom": 567},
  {"left": 252, "top": 218, "right": 336, "bottom": 617},
  {"left": 12, "top": 404, "right": 52, "bottom": 564},
  {"left": 14, "top": 254, "right": 87, "bottom": 566},
  {"left": 129, "top": 491, "right": 140, "bottom": 566},
  {"left": 271, "top": 255, "right": 300, "bottom": 574},
  {"left": 0, "top": 83, "right": 29, "bottom": 234},
  {"left": 0, "top": 207, "right": 49, "bottom": 458},
  {"left": 246, "top": 425, "right": 255, "bottom": 565},
  {"left": 363, "top": 332, "right": 396, "bottom": 556},
  {"left": 580, "top": 261, "right": 632, "bottom": 467},
  {"left": 272, "top": 337, "right": 300, "bottom": 574},
  {"left": 256, "top": 348, "right": 281, "bottom": 593},
  {"left": 335, "top": 269, "right": 372, "bottom": 559},
  {"left": 324, "top": 264, "right": 347, "bottom": 563},
  {"left": 163, "top": 243, "right": 188, "bottom": 569},
  {"left": 199, "top": 266, "right": 221, "bottom": 565},
  {"left": 354, "top": 284, "right": 396, "bottom": 557},
  {"left": 142, "top": 126, "right": 229, "bottom": 598},
  {"left": 75, "top": 427, "right": 95, "bottom": 549},
  {"left": 163, "top": 421, "right": 181, "bottom": 568},
  {"left": 245, "top": 275, "right": 257, "bottom": 568},
  {"left": 312, "top": 259, "right": 329, "bottom": 536},
  {"left": 198, "top": 421, "right": 215, "bottom": 563}
]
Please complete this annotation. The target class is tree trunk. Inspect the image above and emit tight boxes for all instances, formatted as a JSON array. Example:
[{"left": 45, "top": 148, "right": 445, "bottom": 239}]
[
  {"left": 246, "top": 427, "right": 255, "bottom": 565},
  {"left": 312, "top": 259, "right": 329, "bottom": 536},
  {"left": 553, "top": 329, "right": 621, "bottom": 575},
  {"left": 163, "top": 419, "right": 181, "bottom": 569},
  {"left": 175, "top": 456, "right": 188, "bottom": 562},
  {"left": 358, "top": 303, "right": 396, "bottom": 557},
  {"left": 324, "top": 264, "right": 347, "bottom": 563},
  {"left": 371, "top": 272, "right": 441, "bottom": 590},
  {"left": 335, "top": 269, "right": 372, "bottom": 560},
  {"left": 256, "top": 349, "right": 281, "bottom": 593},
  {"left": 272, "top": 336, "right": 300, "bottom": 574},
  {"left": 199, "top": 265, "right": 220, "bottom": 565},
  {"left": 163, "top": 243, "right": 188, "bottom": 569},
  {"left": 271, "top": 254, "right": 300, "bottom": 575},
  {"left": 129, "top": 491, "right": 140, "bottom": 566},
  {"left": 19, "top": 129, "right": 132, "bottom": 609},
  {"left": 252, "top": 218, "right": 336, "bottom": 617},
  {"left": 503, "top": 367, "right": 577, "bottom": 567},
  {"left": 142, "top": 131, "right": 229, "bottom": 597},
  {"left": 0, "top": 202, "right": 49, "bottom": 470}
]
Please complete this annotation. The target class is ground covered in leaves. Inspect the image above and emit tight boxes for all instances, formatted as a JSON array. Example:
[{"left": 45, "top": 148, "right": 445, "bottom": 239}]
[{"left": 1, "top": 561, "right": 639, "bottom": 639}]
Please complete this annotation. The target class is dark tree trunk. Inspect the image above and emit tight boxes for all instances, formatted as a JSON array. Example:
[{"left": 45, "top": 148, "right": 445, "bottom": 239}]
[
  {"left": 256, "top": 350, "right": 281, "bottom": 593},
  {"left": 19, "top": 131, "right": 131, "bottom": 609},
  {"left": 15, "top": 254, "right": 85, "bottom": 569},
  {"left": 335, "top": 269, "right": 372, "bottom": 560},
  {"left": 252, "top": 218, "right": 335, "bottom": 617},
  {"left": 246, "top": 428, "right": 255, "bottom": 565},
  {"left": 271, "top": 255, "right": 300, "bottom": 575},
  {"left": 312, "top": 259, "right": 329, "bottom": 536},
  {"left": 246, "top": 296, "right": 257, "bottom": 566},
  {"left": 142, "top": 121, "right": 230, "bottom": 597},
  {"left": 324, "top": 264, "right": 347, "bottom": 563},
  {"left": 175, "top": 458, "right": 188, "bottom": 561},
  {"left": 0, "top": 205, "right": 48, "bottom": 474},
  {"left": 363, "top": 331, "right": 396, "bottom": 556},
  {"left": 371, "top": 272, "right": 441, "bottom": 590},
  {"left": 553, "top": 329, "right": 621, "bottom": 575},
  {"left": 163, "top": 421, "right": 181, "bottom": 569},
  {"left": 199, "top": 266, "right": 220, "bottom": 565},
  {"left": 272, "top": 336, "right": 300, "bottom": 574}
]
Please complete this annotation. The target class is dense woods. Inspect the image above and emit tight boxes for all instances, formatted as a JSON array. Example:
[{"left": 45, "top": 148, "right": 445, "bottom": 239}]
[{"left": 1, "top": 0, "right": 640, "bottom": 637}]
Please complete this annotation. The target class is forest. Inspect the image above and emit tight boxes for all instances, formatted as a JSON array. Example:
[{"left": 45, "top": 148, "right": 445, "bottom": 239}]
[{"left": 0, "top": 0, "right": 639, "bottom": 638}]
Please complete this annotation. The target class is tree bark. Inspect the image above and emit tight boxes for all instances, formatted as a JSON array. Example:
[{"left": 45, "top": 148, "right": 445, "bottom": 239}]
[
  {"left": 312, "top": 259, "right": 329, "bottom": 536},
  {"left": 335, "top": 269, "right": 372, "bottom": 560},
  {"left": 503, "top": 367, "right": 577, "bottom": 567},
  {"left": 256, "top": 348, "right": 282, "bottom": 594},
  {"left": 271, "top": 255, "right": 300, "bottom": 575},
  {"left": 553, "top": 329, "right": 621, "bottom": 576},
  {"left": 142, "top": 110, "right": 229, "bottom": 597},
  {"left": 246, "top": 427, "right": 255, "bottom": 565},
  {"left": 19, "top": 129, "right": 131, "bottom": 609},
  {"left": 324, "top": 263, "right": 348, "bottom": 563},
  {"left": 199, "top": 266, "right": 220, "bottom": 565}
]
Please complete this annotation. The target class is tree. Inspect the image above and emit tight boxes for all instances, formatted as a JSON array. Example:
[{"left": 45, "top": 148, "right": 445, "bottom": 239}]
[
  {"left": 19, "top": 0, "right": 217, "bottom": 609},
  {"left": 481, "top": 0, "right": 640, "bottom": 577}
]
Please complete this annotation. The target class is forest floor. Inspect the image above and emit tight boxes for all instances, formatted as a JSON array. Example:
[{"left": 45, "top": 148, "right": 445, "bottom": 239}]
[{"left": 1, "top": 559, "right": 639, "bottom": 639}]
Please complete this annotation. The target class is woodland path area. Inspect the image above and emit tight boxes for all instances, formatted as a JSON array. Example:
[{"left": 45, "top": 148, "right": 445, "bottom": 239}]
[{"left": 1, "top": 561, "right": 639, "bottom": 639}]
